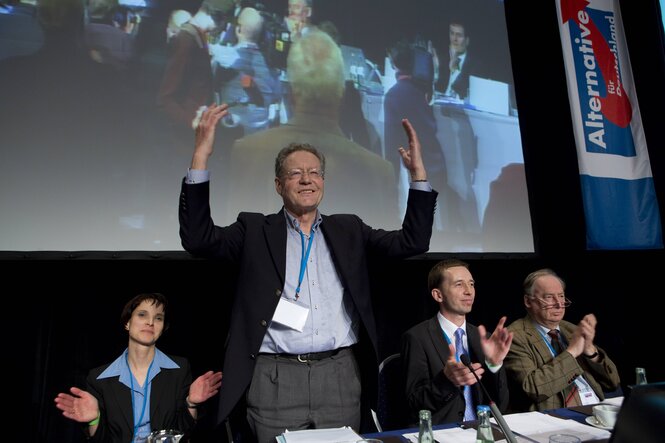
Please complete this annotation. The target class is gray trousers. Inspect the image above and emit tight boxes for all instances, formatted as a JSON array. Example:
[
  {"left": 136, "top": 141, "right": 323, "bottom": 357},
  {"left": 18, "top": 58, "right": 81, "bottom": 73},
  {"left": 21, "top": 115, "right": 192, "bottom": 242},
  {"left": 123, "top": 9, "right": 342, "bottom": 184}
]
[{"left": 246, "top": 347, "right": 361, "bottom": 443}]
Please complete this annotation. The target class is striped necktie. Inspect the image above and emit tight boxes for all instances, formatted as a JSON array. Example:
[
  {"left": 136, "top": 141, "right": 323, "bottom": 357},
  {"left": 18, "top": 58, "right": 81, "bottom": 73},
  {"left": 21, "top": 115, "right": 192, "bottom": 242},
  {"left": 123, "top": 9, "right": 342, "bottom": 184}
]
[
  {"left": 548, "top": 329, "right": 581, "bottom": 407},
  {"left": 455, "top": 328, "right": 476, "bottom": 420}
]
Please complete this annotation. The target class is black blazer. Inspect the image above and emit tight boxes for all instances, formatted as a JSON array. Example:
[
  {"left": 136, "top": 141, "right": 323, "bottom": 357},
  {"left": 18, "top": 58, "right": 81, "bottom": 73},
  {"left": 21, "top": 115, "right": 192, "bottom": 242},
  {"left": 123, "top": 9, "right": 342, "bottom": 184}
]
[
  {"left": 436, "top": 52, "right": 484, "bottom": 100},
  {"left": 402, "top": 317, "right": 508, "bottom": 426},
  {"left": 179, "top": 180, "right": 437, "bottom": 426},
  {"left": 86, "top": 355, "right": 195, "bottom": 443}
]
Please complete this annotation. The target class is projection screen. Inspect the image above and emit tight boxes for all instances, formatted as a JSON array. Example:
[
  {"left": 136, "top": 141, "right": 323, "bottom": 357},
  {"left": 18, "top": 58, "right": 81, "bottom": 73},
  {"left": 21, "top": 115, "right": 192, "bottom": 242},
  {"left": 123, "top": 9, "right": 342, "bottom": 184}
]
[{"left": 0, "top": 0, "right": 533, "bottom": 253}]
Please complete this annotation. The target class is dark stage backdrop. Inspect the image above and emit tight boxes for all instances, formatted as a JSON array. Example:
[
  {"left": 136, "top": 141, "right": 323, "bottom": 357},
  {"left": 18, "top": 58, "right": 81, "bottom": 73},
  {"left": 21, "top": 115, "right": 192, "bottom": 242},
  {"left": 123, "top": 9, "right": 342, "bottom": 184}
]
[
  {"left": 13, "top": 253, "right": 665, "bottom": 442},
  {"left": 3, "top": 0, "right": 664, "bottom": 442}
]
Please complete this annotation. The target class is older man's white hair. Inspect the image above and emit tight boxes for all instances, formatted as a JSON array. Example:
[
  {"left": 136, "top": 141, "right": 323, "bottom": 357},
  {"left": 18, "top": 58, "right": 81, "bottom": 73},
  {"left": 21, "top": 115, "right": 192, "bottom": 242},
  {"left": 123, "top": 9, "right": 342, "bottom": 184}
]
[
  {"left": 287, "top": 29, "right": 345, "bottom": 108},
  {"left": 237, "top": 7, "right": 264, "bottom": 43}
]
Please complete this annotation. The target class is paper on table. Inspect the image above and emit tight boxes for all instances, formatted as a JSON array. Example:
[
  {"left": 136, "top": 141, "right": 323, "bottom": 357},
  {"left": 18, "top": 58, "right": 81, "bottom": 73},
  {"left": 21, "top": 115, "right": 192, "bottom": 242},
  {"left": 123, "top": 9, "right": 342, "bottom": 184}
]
[
  {"left": 277, "top": 426, "right": 363, "bottom": 443},
  {"left": 492, "top": 411, "right": 611, "bottom": 443},
  {"left": 403, "top": 426, "right": 477, "bottom": 442}
]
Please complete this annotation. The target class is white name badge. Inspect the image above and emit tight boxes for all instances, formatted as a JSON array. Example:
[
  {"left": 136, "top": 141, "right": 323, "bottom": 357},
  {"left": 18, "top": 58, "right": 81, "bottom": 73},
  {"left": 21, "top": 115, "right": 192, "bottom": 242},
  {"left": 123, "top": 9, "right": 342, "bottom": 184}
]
[
  {"left": 575, "top": 376, "right": 600, "bottom": 405},
  {"left": 272, "top": 297, "right": 309, "bottom": 332}
]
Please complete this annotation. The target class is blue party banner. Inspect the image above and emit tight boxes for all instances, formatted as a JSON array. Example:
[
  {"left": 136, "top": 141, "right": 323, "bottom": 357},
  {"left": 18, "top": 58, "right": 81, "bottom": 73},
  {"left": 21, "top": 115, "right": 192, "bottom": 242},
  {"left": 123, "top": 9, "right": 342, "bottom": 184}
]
[{"left": 556, "top": 0, "right": 662, "bottom": 249}]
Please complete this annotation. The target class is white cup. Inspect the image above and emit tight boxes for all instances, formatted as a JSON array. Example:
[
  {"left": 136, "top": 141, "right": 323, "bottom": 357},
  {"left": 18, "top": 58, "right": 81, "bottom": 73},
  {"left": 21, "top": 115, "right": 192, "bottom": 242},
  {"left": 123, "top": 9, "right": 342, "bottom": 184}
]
[{"left": 592, "top": 404, "right": 620, "bottom": 428}]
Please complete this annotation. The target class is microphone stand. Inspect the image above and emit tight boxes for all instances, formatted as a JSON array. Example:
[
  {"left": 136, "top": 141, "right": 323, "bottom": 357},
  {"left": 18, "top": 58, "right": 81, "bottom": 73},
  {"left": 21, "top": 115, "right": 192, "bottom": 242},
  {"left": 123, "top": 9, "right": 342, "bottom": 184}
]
[{"left": 460, "top": 354, "right": 518, "bottom": 443}]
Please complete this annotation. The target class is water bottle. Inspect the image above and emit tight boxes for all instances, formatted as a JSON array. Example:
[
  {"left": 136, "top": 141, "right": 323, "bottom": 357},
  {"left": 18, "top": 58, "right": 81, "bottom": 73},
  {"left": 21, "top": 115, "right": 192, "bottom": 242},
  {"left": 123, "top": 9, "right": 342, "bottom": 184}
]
[
  {"left": 476, "top": 405, "right": 495, "bottom": 443},
  {"left": 635, "top": 367, "right": 647, "bottom": 385},
  {"left": 418, "top": 409, "right": 434, "bottom": 443}
]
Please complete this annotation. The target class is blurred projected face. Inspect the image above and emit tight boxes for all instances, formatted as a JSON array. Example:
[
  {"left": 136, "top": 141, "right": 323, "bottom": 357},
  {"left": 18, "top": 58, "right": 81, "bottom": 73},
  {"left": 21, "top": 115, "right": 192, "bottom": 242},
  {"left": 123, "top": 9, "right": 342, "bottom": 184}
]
[
  {"left": 434, "top": 265, "right": 475, "bottom": 317},
  {"left": 125, "top": 300, "right": 165, "bottom": 347},
  {"left": 275, "top": 150, "right": 324, "bottom": 216},
  {"left": 449, "top": 23, "right": 469, "bottom": 54},
  {"left": 525, "top": 275, "right": 566, "bottom": 328},
  {"left": 288, "top": 0, "right": 311, "bottom": 26}
]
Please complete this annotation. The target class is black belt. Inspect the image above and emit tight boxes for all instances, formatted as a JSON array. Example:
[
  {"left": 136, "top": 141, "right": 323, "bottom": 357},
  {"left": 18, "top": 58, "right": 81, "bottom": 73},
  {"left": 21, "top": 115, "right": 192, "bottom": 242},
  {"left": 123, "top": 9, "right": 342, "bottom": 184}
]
[{"left": 262, "top": 347, "right": 349, "bottom": 363}]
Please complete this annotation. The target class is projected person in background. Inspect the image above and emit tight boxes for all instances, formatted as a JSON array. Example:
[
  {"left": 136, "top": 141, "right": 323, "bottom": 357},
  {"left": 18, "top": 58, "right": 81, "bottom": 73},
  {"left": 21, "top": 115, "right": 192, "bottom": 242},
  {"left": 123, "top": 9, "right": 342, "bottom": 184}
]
[
  {"left": 225, "top": 29, "right": 398, "bottom": 228},
  {"left": 317, "top": 20, "right": 373, "bottom": 154},
  {"left": 284, "top": 0, "right": 312, "bottom": 40},
  {"left": 436, "top": 21, "right": 483, "bottom": 100},
  {"left": 504, "top": 269, "right": 621, "bottom": 412},
  {"left": 482, "top": 163, "right": 533, "bottom": 252},
  {"left": 54, "top": 293, "right": 222, "bottom": 442},
  {"left": 83, "top": 0, "right": 142, "bottom": 71},
  {"left": 210, "top": 6, "right": 280, "bottom": 136},
  {"left": 166, "top": 9, "right": 192, "bottom": 45},
  {"left": 157, "top": 0, "right": 233, "bottom": 141},
  {"left": 179, "top": 98, "right": 436, "bottom": 441},
  {"left": 402, "top": 259, "right": 512, "bottom": 425},
  {"left": 384, "top": 38, "right": 463, "bottom": 236}
]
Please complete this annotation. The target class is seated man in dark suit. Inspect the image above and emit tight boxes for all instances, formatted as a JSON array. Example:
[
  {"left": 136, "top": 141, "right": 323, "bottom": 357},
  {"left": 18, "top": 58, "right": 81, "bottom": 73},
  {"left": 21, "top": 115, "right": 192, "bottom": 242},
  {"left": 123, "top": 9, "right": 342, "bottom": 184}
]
[
  {"left": 436, "top": 20, "right": 484, "bottom": 100},
  {"left": 402, "top": 259, "right": 512, "bottom": 425}
]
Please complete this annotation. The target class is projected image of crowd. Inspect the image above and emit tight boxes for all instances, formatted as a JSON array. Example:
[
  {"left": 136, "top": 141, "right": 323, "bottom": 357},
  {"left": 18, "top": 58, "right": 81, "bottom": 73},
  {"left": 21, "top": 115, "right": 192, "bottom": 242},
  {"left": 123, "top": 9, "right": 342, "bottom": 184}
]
[{"left": 0, "top": 0, "right": 531, "bottom": 253}]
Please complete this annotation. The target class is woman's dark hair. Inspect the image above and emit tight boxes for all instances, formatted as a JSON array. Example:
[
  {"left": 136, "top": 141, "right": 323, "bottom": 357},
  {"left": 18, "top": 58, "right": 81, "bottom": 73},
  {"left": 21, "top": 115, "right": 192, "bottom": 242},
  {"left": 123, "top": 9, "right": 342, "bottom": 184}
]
[{"left": 120, "top": 293, "right": 169, "bottom": 330}]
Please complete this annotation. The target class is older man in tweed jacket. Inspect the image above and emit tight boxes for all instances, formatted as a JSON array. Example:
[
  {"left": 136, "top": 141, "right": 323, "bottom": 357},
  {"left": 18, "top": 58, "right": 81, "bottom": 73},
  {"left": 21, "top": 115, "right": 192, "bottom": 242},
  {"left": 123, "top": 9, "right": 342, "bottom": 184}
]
[{"left": 504, "top": 269, "right": 620, "bottom": 412}]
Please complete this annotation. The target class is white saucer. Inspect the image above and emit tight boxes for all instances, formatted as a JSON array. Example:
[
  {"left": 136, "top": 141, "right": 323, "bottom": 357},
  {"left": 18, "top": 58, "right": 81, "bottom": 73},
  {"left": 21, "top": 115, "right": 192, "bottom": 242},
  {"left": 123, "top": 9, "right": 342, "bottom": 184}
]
[{"left": 585, "top": 415, "right": 613, "bottom": 430}]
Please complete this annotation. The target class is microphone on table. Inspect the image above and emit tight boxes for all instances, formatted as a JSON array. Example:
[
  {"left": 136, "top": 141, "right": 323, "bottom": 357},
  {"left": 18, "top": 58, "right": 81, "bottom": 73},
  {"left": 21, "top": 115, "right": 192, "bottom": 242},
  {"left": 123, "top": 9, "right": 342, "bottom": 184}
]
[{"left": 460, "top": 354, "right": 518, "bottom": 443}]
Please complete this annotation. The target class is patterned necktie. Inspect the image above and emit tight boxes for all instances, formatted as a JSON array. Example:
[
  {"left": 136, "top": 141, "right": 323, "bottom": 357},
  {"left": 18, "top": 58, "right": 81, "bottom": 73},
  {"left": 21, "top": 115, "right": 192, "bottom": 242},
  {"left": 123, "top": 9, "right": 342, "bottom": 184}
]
[
  {"left": 547, "top": 329, "right": 581, "bottom": 407},
  {"left": 455, "top": 328, "right": 476, "bottom": 420},
  {"left": 450, "top": 55, "right": 461, "bottom": 72}
]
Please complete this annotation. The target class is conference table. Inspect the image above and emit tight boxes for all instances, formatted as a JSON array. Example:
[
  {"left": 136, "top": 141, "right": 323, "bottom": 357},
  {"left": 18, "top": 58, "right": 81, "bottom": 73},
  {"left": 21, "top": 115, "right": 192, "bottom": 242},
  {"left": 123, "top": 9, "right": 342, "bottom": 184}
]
[{"left": 361, "top": 401, "right": 618, "bottom": 442}]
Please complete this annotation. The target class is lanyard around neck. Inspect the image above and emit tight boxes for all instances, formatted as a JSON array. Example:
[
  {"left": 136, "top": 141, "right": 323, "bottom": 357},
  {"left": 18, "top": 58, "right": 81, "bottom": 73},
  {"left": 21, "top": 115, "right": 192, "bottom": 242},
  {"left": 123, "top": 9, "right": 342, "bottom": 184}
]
[
  {"left": 538, "top": 328, "right": 567, "bottom": 357},
  {"left": 126, "top": 353, "right": 155, "bottom": 441},
  {"left": 295, "top": 229, "right": 315, "bottom": 300}
]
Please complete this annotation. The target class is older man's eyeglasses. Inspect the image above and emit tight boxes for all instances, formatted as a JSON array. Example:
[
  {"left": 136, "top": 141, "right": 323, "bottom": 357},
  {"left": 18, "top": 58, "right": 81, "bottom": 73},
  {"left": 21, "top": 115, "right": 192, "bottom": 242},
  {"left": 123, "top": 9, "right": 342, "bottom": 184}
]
[
  {"left": 529, "top": 294, "right": 572, "bottom": 309},
  {"left": 283, "top": 168, "right": 324, "bottom": 181}
]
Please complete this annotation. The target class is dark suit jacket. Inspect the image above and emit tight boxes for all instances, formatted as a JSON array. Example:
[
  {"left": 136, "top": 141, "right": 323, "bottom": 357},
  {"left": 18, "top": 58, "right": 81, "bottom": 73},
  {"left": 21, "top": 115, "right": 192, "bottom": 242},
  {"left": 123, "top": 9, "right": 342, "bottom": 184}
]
[
  {"left": 178, "top": 180, "right": 437, "bottom": 426},
  {"left": 86, "top": 355, "right": 195, "bottom": 443},
  {"left": 504, "top": 316, "right": 621, "bottom": 412},
  {"left": 157, "top": 24, "right": 212, "bottom": 132},
  {"left": 436, "top": 52, "right": 484, "bottom": 100},
  {"left": 384, "top": 78, "right": 445, "bottom": 179},
  {"left": 402, "top": 316, "right": 509, "bottom": 426}
]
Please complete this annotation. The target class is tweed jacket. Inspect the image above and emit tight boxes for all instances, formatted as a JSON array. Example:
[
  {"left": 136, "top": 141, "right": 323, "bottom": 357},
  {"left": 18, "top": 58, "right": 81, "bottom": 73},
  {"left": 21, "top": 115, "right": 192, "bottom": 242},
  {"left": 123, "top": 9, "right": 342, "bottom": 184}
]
[{"left": 504, "top": 315, "right": 620, "bottom": 412}]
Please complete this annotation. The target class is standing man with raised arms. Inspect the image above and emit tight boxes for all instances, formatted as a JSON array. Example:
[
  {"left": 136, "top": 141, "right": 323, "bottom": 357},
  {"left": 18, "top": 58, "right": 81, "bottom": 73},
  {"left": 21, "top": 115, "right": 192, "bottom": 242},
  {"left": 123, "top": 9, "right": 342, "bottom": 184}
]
[{"left": 178, "top": 82, "right": 437, "bottom": 441}]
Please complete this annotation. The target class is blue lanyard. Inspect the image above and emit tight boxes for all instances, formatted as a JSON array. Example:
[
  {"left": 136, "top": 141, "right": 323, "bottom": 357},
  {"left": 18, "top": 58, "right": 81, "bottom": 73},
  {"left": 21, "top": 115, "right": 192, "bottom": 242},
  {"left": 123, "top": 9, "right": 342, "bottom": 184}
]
[
  {"left": 295, "top": 229, "right": 315, "bottom": 300},
  {"left": 538, "top": 328, "right": 567, "bottom": 357},
  {"left": 126, "top": 353, "right": 155, "bottom": 442}
]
